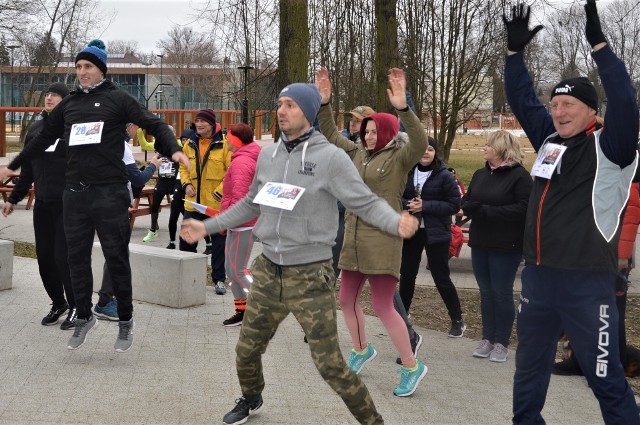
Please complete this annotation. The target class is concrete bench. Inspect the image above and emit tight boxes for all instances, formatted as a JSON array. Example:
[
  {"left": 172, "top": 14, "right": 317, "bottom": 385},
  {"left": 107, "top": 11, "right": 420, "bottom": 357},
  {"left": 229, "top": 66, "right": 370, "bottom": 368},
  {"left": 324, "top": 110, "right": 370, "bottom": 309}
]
[
  {"left": 0, "top": 239, "right": 14, "bottom": 290},
  {"left": 91, "top": 242, "right": 207, "bottom": 308}
]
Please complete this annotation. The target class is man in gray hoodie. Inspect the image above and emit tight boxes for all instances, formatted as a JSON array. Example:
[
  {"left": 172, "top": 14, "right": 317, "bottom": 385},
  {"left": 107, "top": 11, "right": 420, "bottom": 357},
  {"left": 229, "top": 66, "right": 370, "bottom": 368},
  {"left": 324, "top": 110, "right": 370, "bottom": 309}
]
[{"left": 181, "top": 80, "right": 418, "bottom": 425}]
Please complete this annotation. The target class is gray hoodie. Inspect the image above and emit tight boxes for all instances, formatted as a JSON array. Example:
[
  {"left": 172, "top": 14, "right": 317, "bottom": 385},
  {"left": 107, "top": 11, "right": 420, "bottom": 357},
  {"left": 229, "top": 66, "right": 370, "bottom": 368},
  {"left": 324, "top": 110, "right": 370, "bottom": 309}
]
[{"left": 204, "top": 130, "right": 401, "bottom": 266}]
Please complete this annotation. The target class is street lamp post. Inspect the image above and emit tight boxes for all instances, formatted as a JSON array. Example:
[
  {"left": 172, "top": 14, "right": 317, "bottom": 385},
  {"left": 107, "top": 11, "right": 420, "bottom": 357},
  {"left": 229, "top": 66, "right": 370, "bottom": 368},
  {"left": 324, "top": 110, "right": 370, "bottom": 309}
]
[
  {"left": 237, "top": 65, "right": 254, "bottom": 124},
  {"left": 7, "top": 45, "right": 19, "bottom": 133},
  {"left": 143, "top": 62, "right": 151, "bottom": 106},
  {"left": 157, "top": 54, "right": 164, "bottom": 109},
  {"left": 145, "top": 83, "right": 171, "bottom": 108}
]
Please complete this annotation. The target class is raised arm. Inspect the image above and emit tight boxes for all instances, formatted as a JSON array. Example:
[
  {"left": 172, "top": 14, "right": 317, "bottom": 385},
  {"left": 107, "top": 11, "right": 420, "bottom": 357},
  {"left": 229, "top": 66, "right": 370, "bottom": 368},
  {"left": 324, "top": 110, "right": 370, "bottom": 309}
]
[
  {"left": 502, "top": 3, "right": 554, "bottom": 150},
  {"left": 584, "top": 0, "right": 639, "bottom": 167},
  {"left": 315, "top": 67, "right": 360, "bottom": 157}
]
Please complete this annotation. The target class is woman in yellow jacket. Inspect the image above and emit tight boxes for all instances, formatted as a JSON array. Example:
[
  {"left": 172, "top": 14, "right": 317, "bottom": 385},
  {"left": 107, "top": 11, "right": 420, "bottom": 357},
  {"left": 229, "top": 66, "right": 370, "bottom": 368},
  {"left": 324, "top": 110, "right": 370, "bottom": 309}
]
[{"left": 179, "top": 109, "right": 232, "bottom": 294}]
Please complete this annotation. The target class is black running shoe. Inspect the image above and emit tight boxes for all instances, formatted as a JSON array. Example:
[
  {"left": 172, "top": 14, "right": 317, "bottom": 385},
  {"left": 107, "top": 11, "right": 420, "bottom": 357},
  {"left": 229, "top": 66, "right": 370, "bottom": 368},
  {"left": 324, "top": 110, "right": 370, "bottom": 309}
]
[
  {"left": 223, "top": 310, "right": 244, "bottom": 327},
  {"left": 41, "top": 302, "right": 68, "bottom": 326},
  {"left": 223, "top": 395, "right": 263, "bottom": 425},
  {"left": 60, "top": 308, "right": 77, "bottom": 330},
  {"left": 448, "top": 319, "right": 466, "bottom": 338},
  {"left": 396, "top": 332, "right": 423, "bottom": 365}
]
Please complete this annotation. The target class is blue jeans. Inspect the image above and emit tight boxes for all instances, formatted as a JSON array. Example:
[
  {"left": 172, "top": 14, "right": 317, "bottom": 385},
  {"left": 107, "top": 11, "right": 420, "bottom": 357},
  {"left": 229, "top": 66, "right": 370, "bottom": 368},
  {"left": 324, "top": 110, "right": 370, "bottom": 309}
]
[
  {"left": 471, "top": 248, "right": 521, "bottom": 347},
  {"left": 513, "top": 265, "right": 639, "bottom": 425}
]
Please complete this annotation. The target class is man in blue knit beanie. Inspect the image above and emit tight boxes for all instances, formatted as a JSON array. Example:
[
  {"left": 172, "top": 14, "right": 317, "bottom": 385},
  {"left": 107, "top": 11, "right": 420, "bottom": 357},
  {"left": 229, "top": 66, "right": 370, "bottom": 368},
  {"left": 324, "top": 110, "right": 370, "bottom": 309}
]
[
  {"left": 75, "top": 39, "right": 108, "bottom": 75},
  {"left": 0, "top": 39, "right": 190, "bottom": 354}
]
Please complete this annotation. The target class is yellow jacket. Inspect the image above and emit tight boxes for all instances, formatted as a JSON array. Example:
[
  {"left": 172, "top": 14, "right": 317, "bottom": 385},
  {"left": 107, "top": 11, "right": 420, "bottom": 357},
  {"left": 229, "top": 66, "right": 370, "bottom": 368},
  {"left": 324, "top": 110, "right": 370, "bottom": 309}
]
[{"left": 179, "top": 128, "right": 231, "bottom": 212}]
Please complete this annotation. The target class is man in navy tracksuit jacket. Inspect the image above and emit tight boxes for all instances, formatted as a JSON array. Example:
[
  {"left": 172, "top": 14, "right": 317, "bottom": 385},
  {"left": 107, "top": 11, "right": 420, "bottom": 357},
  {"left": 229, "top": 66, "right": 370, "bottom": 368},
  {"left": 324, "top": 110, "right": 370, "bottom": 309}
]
[{"left": 504, "top": 2, "right": 639, "bottom": 424}]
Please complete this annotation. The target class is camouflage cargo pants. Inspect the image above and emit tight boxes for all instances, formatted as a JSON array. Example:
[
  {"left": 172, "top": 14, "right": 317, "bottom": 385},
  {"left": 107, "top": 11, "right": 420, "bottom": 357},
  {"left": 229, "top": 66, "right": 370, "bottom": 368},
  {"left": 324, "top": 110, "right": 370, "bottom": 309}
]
[{"left": 235, "top": 255, "right": 384, "bottom": 425}]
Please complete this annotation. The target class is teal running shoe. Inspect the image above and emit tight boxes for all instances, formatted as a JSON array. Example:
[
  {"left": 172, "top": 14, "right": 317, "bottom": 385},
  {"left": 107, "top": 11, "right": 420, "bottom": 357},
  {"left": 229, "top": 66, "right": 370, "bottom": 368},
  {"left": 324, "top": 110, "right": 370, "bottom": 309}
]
[
  {"left": 394, "top": 358, "right": 428, "bottom": 397},
  {"left": 348, "top": 342, "right": 377, "bottom": 374}
]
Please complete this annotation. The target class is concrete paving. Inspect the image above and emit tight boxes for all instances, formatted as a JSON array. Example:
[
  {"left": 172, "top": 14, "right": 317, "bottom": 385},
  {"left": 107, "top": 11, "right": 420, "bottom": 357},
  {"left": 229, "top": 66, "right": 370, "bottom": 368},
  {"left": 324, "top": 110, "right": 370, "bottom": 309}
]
[{"left": 0, "top": 193, "right": 616, "bottom": 424}]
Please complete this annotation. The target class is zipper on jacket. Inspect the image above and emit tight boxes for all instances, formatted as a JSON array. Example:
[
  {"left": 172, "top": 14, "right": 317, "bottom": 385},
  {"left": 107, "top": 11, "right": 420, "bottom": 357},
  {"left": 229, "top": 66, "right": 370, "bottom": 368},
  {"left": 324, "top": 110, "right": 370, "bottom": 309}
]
[
  {"left": 536, "top": 179, "right": 552, "bottom": 264},
  {"left": 274, "top": 144, "right": 291, "bottom": 263},
  {"left": 190, "top": 138, "right": 220, "bottom": 205},
  {"left": 189, "top": 141, "right": 203, "bottom": 204}
]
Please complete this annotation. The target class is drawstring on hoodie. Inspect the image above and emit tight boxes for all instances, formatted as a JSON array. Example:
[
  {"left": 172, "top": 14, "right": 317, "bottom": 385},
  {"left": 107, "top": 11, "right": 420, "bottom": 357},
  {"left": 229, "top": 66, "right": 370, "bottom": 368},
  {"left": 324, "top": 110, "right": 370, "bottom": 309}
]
[{"left": 272, "top": 137, "right": 310, "bottom": 173}]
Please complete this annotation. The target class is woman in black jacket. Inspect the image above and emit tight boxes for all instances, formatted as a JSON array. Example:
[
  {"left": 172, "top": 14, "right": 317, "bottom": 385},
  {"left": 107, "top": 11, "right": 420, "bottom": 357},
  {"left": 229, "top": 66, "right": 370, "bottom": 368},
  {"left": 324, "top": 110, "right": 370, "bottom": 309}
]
[
  {"left": 461, "top": 130, "right": 532, "bottom": 363},
  {"left": 399, "top": 138, "right": 464, "bottom": 337}
]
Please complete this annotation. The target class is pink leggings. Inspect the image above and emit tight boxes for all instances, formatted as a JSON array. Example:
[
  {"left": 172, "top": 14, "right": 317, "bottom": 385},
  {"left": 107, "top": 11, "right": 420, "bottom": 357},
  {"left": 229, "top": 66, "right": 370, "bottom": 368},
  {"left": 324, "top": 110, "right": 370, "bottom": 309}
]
[{"left": 339, "top": 270, "right": 415, "bottom": 365}]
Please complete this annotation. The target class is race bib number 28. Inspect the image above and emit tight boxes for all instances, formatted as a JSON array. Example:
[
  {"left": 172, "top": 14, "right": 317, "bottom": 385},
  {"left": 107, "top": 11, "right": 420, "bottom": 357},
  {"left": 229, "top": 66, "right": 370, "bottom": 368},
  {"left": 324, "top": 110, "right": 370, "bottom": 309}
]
[{"left": 69, "top": 122, "right": 104, "bottom": 146}]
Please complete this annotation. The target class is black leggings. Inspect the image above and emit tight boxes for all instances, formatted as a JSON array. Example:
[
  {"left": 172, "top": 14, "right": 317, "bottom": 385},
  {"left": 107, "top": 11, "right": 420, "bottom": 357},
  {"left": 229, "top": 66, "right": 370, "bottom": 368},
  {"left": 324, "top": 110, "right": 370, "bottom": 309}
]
[{"left": 150, "top": 178, "right": 175, "bottom": 230}]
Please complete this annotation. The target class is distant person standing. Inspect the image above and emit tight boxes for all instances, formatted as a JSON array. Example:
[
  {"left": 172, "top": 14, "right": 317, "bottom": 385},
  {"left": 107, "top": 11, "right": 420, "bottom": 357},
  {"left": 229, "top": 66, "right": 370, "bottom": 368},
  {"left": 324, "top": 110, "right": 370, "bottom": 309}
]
[
  {"left": 131, "top": 123, "right": 182, "bottom": 243},
  {"left": 2, "top": 82, "right": 76, "bottom": 330},
  {"left": 220, "top": 123, "right": 261, "bottom": 327},
  {"left": 179, "top": 108, "right": 231, "bottom": 295},
  {"left": 399, "top": 138, "right": 465, "bottom": 338},
  {"left": 461, "top": 130, "right": 532, "bottom": 363},
  {"left": 0, "top": 39, "right": 188, "bottom": 353},
  {"left": 340, "top": 105, "right": 375, "bottom": 141},
  {"left": 165, "top": 129, "right": 204, "bottom": 250}
]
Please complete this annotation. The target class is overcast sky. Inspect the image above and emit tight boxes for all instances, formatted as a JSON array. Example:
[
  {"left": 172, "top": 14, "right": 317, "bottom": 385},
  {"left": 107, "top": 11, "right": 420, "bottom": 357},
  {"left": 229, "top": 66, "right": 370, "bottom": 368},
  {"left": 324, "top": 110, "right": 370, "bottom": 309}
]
[
  {"left": 96, "top": 0, "right": 207, "bottom": 53},
  {"left": 95, "top": 0, "right": 619, "bottom": 55}
]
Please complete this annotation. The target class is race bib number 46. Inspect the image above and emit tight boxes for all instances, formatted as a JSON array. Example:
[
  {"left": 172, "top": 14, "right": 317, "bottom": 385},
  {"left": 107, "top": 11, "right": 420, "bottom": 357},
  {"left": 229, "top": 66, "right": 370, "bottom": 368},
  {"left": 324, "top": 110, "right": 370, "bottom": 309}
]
[{"left": 69, "top": 122, "right": 104, "bottom": 146}]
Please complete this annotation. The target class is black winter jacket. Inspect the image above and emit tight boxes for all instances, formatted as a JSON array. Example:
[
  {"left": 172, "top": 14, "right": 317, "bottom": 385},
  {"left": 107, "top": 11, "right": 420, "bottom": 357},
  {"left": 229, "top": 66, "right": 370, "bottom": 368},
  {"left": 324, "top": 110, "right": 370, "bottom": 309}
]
[
  {"left": 402, "top": 162, "right": 461, "bottom": 244},
  {"left": 9, "top": 111, "right": 66, "bottom": 204},
  {"left": 8, "top": 80, "right": 181, "bottom": 185},
  {"left": 461, "top": 162, "right": 532, "bottom": 253}
]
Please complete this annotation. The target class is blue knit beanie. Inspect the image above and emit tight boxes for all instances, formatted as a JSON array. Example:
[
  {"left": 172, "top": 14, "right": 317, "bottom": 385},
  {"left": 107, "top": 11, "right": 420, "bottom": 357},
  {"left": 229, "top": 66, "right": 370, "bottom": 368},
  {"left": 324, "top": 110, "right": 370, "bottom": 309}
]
[
  {"left": 75, "top": 39, "right": 108, "bottom": 75},
  {"left": 278, "top": 83, "right": 321, "bottom": 126}
]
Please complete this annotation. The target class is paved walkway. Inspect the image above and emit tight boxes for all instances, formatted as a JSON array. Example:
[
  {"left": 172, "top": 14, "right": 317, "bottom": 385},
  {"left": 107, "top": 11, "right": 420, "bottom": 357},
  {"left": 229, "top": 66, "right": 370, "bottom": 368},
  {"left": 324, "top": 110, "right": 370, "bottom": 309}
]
[{"left": 0, "top": 200, "right": 614, "bottom": 424}]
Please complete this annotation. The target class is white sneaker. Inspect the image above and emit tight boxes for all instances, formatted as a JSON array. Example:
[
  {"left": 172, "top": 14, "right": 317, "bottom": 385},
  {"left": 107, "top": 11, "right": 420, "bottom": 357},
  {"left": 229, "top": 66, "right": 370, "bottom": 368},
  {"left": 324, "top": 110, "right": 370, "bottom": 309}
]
[
  {"left": 489, "top": 343, "right": 508, "bottom": 363},
  {"left": 472, "top": 339, "right": 494, "bottom": 358}
]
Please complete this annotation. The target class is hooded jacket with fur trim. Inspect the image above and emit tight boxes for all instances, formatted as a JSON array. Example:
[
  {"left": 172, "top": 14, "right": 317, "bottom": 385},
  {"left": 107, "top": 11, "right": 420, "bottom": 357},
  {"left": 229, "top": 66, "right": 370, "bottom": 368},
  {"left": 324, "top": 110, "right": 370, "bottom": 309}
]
[{"left": 318, "top": 104, "right": 428, "bottom": 278}]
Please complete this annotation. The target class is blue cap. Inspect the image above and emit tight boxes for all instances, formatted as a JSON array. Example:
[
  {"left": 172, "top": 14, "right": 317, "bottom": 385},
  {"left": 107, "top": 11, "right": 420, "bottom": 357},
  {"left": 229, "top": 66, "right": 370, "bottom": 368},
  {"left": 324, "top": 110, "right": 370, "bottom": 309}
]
[{"left": 278, "top": 83, "right": 322, "bottom": 126}]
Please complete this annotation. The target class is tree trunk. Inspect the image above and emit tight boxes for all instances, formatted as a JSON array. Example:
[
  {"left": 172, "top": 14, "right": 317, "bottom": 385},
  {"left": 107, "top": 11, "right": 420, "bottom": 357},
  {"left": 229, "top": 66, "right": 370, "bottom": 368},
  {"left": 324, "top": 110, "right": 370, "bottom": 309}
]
[
  {"left": 374, "top": 0, "right": 398, "bottom": 113},
  {"left": 276, "top": 0, "right": 309, "bottom": 139}
]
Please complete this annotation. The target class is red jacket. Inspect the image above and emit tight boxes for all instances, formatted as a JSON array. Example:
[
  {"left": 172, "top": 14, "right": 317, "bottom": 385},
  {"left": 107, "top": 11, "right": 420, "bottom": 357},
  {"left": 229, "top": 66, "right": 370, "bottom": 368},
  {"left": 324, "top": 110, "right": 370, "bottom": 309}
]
[
  {"left": 619, "top": 182, "right": 640, "bottom": 260},
  {"left": 220, "top": 141, "right": 261, "bottom": 228}
]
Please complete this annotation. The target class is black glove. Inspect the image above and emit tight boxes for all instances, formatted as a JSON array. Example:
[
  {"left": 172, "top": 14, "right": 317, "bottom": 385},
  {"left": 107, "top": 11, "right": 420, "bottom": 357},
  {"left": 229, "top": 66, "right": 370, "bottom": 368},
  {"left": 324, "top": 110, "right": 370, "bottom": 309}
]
[
  {"left": 584, "top": 0, "right": 606, "bottom": 48},
  {"left": 502, "top": 3, "right": 544, "bottom": 52}
]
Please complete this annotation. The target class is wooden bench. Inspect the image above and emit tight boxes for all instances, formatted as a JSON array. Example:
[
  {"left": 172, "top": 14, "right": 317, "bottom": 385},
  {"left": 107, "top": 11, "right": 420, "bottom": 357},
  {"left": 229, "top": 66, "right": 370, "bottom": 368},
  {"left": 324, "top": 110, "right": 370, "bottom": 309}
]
[
  {"left": 454, "top": 212, "right": 470, "bottom": 244},
  {"left": 0, "top": 172, "right": 36, "bottom": 210},
  {"left": 128, "top": 185, "right": 172, "bottom": 229}
]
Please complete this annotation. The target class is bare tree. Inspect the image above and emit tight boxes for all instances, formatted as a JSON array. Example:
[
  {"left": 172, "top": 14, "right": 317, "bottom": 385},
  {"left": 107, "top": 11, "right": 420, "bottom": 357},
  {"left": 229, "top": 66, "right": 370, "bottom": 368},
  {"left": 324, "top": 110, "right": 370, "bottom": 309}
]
[
  {"left": 603, "top": 0, "right": 640, "bottom": 97},
  {"left": 197, "top": 0, "right": 279, "bottom": 124},
  {"left": 107, "top": 39, "right": 140, "bottom": 55},
  {"left": 277, "top": 1, "right": 309, "bottom": 92},
  {"left": 402, "top": 0, "right": 503, "bottom": 161},
  {"left": 0, "top": 0, "right": 37, "bottom": 33},
  {"left": 156, "top": 25, "right": 223, "bottom": 109},
  {"left": 11, "top": 0, "right": 102, "bottom": 141},
  {"left": 375, "top": 0, "right": 398, "bottom": 112}
]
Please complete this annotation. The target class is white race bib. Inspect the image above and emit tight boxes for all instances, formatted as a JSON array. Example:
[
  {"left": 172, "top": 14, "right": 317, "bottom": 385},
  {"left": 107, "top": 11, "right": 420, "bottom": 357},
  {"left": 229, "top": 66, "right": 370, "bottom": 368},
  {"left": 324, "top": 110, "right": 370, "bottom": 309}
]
[
  {"left": 159, "top": 160, "right": 176, "bottom": 178},
  {"left": 69, "top": 122, "right": 104, "bottom": 146},
  {"left": 253, "top": 182, "right": 305, "bottom": 211},
  {"left": 531, "top": 142, "right": 567, "bottom": 179}
]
